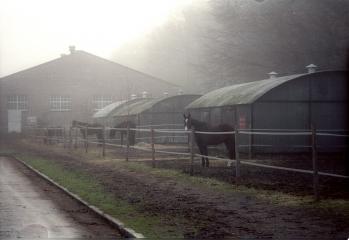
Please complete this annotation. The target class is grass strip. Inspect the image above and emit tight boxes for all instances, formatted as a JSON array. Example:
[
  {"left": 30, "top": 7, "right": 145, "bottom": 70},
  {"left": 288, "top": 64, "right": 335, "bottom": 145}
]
[{"left": 16, "top": 154, "right": 194, "bottom": 238}]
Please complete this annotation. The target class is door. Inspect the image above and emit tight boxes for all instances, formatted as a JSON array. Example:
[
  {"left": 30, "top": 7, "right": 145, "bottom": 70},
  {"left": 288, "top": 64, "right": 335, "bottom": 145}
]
[{"left": 8, "top": 110, "right": 22, "bottom": 133}]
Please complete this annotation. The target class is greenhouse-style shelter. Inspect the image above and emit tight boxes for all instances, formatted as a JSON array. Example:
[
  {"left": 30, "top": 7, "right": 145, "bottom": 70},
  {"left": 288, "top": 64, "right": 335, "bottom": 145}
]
[
  {"left": 92, "top": 99, "right": 145, "bottom": 126},
  {"left": 112, "top": 94, "right": 201, "bottom": 143},
  {"left": 186, "top": 66, "right": 348, "bottom": 152}
]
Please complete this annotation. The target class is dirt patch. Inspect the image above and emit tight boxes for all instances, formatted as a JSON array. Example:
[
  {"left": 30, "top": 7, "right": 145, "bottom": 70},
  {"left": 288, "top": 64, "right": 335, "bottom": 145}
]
[
  {"left": 7, "top": 140, "right": 349, "bottom": 239},
  {"left": 151, "top": 157, "right": 349, "bottom": 199}
]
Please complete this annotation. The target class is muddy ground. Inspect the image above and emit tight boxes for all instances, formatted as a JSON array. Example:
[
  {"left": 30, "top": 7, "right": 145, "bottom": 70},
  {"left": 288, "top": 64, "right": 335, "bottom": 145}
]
[
  {"left": 4, "top": 138, "right": 349, "bottom": 239},
  {"left": 107, "top": 142, "right": 349, "bottom": 198}
]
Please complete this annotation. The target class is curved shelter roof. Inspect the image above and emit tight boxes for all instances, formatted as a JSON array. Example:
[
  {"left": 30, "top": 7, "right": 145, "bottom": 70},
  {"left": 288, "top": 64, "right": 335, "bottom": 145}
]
[
  {"left": 92, "top": 98, "right": 147, "bottom": 118},
  {"left": 113, "top": 95, "right": 201, "bottom": 117},
  {"left": 92, "top": 100, "right": 127, "bottom": 118},
  {"left": 186, "top": 73, "right": 307, "bottom": 109},
  {"left": 112, "top": 98, "right": 158, "bottom": 117}
]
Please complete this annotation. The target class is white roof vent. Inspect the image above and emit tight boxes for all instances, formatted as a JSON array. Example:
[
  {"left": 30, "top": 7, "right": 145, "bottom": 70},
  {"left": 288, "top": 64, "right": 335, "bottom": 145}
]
[
  {"left": 131, "top": 94, "right": 137, "bottom": 100},
  {"left": 306, "top": 64, "right": 317, "bottom": 74},
  {"left": 142, "top": 91, "right": 148, "bottom": 98},
  {"left": 268, "top": 71, "right": 278, "bottom": 79},
  {"left": 69, "top": 45, "right": 76, "bottom": 54}
]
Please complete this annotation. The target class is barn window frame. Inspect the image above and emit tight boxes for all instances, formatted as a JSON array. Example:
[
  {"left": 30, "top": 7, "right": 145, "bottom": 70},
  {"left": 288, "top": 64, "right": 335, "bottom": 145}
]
[
  {"left": 92, "top": 95, "right": 113, "bottom": 111},
  {"left": 7, "top": 95, "right": 28, "bottom": 111},
  {"left": 49, "top": 95, "right": 72, "bottom": 111}
]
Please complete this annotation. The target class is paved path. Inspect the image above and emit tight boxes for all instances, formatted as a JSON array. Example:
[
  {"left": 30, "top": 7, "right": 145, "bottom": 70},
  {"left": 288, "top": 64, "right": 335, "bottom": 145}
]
[{"left": 0, "top": 156, "right": 121, "bottom": 239}]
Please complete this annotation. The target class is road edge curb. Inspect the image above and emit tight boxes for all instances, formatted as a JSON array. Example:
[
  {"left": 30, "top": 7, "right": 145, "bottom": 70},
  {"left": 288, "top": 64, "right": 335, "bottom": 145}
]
[{"left": 10, "top": 155, "right": 144, "bottom": 239}]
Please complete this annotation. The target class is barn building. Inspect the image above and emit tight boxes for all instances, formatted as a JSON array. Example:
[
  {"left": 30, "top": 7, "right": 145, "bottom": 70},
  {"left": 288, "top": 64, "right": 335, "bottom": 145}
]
[
  {"left": 186, "top": 65, "right": 348, "bottom": 152},
  {"left": 0, "top": 46, "right": 179, "bottom": 133}
]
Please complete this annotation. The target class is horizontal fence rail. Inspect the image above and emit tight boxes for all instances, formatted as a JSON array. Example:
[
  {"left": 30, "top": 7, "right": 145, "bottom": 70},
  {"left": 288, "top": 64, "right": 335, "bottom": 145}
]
[
  {"left": 239, "top": 130, "right": 312, "bottom": 136},
  {"left": 316, "top": 132, "right": 349, "bottom": 137},
  {"left": 137, "top": 123, "right": 183, "bottom": 128},
  {"left": 194, "top": 130, "right": 235, "bottom": 135}
]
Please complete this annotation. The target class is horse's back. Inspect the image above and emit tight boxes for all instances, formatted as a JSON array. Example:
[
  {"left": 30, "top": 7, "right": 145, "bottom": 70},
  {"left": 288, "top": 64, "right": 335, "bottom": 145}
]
[
  {"left": 194, "top": 122, "right": 234, "bottom": 145},
  {"left": 204, "top": 123, "right": 234, "bottom": 132},
  {"left": 216, "top": 123, "right": 234, "bottom": 131}
]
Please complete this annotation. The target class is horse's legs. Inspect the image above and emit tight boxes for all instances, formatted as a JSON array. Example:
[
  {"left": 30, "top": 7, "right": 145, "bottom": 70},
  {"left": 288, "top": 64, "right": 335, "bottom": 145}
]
[
  {"left": 224, "top": 139, "right": 235, "bottom": 159},
  {"left": 203, "top": 146, "right": 209, "bottom": 167},
  {"left": 97, "top": 132, "right": 102, "bottom": 147},
  {"left": 200, "top": 145, "right": 209, "bottom": 167},
  {"left": 198, "top": 145, "right": 205, "bottom": 167},
  {"left": 130, "top": 131, "right": 136, "bottom": 146},
  {"left": 201, "top": 153, "right": 205, "bottom": 167},
  {"left": 80, "top": 129, "right": 86, "bottom": 139}
]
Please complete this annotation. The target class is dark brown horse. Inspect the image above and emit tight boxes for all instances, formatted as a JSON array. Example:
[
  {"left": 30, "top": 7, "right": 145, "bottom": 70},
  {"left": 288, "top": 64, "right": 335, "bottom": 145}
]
[
  {"left": 184, "top": 113, "right": 235, "bottom": 167},
  {"left": 72, "top": 120, "right": 104, "bottom": 145},
  {"left": 109, "top": 121, "right": 136, "bottom": 146}
]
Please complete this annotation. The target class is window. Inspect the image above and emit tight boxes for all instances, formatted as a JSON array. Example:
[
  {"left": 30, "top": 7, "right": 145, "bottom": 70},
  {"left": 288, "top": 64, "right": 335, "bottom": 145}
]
[
  {"left": 93, "top": 95, "right": 113, "bottom": 110},
  {"left": 49, "top": 96, "right": 72, "bottom": 111},
  {"left": 7, "top": 95, "right": 28, "bottom": 110}
]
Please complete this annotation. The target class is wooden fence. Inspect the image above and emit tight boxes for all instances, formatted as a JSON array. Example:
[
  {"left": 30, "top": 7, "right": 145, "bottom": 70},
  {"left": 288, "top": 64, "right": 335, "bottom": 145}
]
[{"left": 29, "top": 125, "right": 349, "bottom": 201}]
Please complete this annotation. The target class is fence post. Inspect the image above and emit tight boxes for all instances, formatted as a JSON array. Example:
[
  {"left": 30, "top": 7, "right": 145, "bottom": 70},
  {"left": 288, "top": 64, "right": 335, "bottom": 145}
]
[
  {"left": 63, "top": 127, "right": 66, "bottom": 148},
  {"left": 190, "top": 129, "right": 195, "bottom": 176},
  {"left": 151, "top": 127, "right": 155, "bottom": 168},
  {"left": 53, "top": 128, "right": 59, "bottom": 144},
  {"left": 69, "top": 127, "right": 72, "bottom": 149},
  {"left": 126, "top": 122, "right": 130, "bottom": 161},
  {"left": 311, "top": 124, "right": 319, "bottom": 201},
  {"left": 85, "top": 126, "right": 88, "bottom": 153},
  {"left": 74, "top": 128, "right": 78, "bottom": 149},
  {"left": 248, "top": 123, "right": 252, "bottom": 160},
  {"left": 41, "top": 128, "right": 44, "bottom": 144},
  {"left": 45, "top": 128, "right": 48, "bottom": 145},
  {"left": 234, "top": 125, "right": 241, "bottom": 184},
  {"left": 102, "top": 126, "right": 106, "bottom": 158}
]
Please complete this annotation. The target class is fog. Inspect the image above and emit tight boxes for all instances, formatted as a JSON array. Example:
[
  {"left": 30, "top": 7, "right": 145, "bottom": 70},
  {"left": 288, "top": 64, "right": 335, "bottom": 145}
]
[
  {"left": 0, "top": 0, "right": 191, "bottom": 77},
  {"left": 112, "top": 0, "right": 349, "bottom": 93},
  {"left": 1, "top": 0, "right": 348, "bottom": 93}
]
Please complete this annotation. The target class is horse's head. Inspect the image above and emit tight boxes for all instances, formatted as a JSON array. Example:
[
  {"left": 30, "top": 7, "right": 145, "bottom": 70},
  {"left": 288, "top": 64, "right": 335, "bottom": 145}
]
[{"left": 183, "top": 113, "right": 192, "bottom": 131}]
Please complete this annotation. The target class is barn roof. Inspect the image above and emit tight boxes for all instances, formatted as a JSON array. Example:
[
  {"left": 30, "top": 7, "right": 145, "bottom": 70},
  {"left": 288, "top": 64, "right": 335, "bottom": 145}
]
[
  {"left": 92, "top": 100, "right": 127, "bottom": 118},
  {"left": 1, "top": 50, "right": 178, "bottom": 88},
  {"left": 112, "top": 94, "right": 201, "bottom": 117},
  {"left": 186, "top": 73, "right": 306, "bottom": 109}
]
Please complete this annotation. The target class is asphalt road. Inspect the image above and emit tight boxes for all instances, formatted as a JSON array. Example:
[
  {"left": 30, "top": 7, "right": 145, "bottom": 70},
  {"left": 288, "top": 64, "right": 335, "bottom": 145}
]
[{"left": 0, "top": 156, "right": 121, "bottom": 239}]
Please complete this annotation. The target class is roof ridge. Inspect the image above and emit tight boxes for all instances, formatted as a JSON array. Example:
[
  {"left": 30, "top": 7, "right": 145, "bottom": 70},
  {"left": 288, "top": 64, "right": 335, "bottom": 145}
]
[
  {"left": 1, "top": 50, "right": 179, "bottom": 88},
  {"left": 77, "top": 51, "right": 179, "bottom": 87},
  {"left": 1, "top": 56, "right": 64, "bottom": 80}
]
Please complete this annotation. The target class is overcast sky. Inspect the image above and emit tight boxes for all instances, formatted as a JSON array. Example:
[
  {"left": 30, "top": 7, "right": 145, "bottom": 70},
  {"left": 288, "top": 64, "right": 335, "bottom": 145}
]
[{"left": 0, "top": 0, "right": 191, "bottom": 77}]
